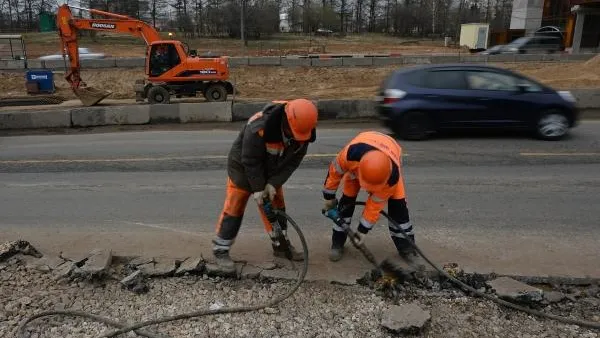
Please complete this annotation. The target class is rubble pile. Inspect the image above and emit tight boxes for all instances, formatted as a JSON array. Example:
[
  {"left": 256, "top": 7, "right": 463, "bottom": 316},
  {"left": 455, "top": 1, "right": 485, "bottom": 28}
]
[{"left": 1, "top": 240, "right": 599, "bottom": 338}]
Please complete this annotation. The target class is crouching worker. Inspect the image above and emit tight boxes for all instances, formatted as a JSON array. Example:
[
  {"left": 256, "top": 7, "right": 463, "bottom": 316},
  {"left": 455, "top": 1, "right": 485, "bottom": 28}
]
[
  {"left": 321, "top": 131, "right": 417, "bottom": 264},
  {"left": 213, "top": 99, "right": 319, "bottom": 269}
]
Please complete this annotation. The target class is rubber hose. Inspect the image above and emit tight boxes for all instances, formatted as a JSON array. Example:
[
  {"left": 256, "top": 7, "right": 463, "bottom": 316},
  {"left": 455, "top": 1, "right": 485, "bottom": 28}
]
[
  {"left": 16, "top": 209, "right": 310, "bottom": 338},
  {"left": 352, "top": 201, "right": 600, "bottom": 331}
]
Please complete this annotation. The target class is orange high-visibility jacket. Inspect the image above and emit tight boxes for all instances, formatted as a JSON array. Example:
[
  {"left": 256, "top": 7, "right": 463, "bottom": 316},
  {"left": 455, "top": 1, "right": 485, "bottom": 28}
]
[{"left": 323, "top": 131, "right": 405, "bottom": 227}]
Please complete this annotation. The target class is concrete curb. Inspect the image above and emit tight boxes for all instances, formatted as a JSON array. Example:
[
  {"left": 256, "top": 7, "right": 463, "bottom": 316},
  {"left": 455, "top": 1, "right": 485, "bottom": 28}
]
[
  {"left": 6, "top": 53, "right": 597, "bottom": 71},
  {"left": 1, "top": 90, "right": 600, "bottom": 130}
]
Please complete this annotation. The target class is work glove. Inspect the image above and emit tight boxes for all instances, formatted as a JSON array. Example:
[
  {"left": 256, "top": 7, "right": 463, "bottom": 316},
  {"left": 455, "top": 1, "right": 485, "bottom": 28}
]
[
  {"left": 265, "top": 183, "right": 277, "bottom": 201},
  {"left": 323, "top": 198, "right": 338, "bottom": 212},
  {"left": 322, "top": 198, "right": 339, "bottom": 220},
  {"left": 252, "top": 190, "right": 265, "bottom": 203}
]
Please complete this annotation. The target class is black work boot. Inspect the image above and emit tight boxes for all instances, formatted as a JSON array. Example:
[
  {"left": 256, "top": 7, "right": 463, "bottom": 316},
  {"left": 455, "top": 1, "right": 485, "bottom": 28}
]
[
  {"left": 272, "top": 239, "right": 304, "bottom": 261},
  {"left": 213, "top": 249, "right": 235, "bottom": 271},
  {"left": 392, "top": 235, "right": 422, "bottom": 268},
  {"left": 330, "top": 230, "right": 347, "bottom": 262}
]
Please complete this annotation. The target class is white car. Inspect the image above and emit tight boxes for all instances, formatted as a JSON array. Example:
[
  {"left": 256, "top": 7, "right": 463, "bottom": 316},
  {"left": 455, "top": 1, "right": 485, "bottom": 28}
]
[{"left": 38, "top": 47, "right": 106, "bottom": 61}]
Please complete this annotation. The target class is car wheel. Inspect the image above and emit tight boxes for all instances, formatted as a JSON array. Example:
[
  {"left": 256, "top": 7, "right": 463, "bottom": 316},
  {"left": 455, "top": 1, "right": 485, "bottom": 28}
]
[
  {"left": 147, "top": 86, "right": 170, "bottom": 104},
  {"left": 535, "top": 110, "right": 569, "bottom": 140},
  {"left": 397, "top": 111, "right": 432, "bottom": 141},
  {"left": 204, "top": 83, "right": 227, "bottom": 102}
]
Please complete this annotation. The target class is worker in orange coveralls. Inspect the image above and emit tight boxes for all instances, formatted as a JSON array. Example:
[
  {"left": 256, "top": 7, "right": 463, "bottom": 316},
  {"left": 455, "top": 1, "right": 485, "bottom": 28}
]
[
  {"left": 321, "top": 131, "right": 417, "bottom": 263},
  {"left": 212, "top": 99, "right": 319, "bottom": 269}
]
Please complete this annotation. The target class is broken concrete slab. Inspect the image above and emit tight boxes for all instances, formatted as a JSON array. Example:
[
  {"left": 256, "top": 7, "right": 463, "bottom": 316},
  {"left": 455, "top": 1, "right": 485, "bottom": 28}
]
[
  {"left": 381, "top": 303, "right": 431, "bottom": 334},
  {"left": 204, "top": 263, "right": 239, "bottom": 278},
  {"left": 240, "top": 264, "right": 263, "bottom": 279},
  {"left": 53, "top": 262, "right": 79, "bottom": 280},
  {"left": 487, "top": 277, "right": 544, "bottom": 304},
  {"left": 80, "top": 249, "right": 112, "bottom": 276},
  {"left": 174, "top": 258, "right": 204, "bottom": 276},
  {"left": 258, "top": 261, "right": 278, "bottom": 270},
  {"left": 27, "top": 256, "right": 68, "bottom": 273},
  {"left": 127, "top": 256, "right": 154, "bottom": 267},
  {"left": 0, "top": 240, "right": 43, "bottom": 262},
  {"left": 60, "top": 251, "right": 93, "bottom": 266},
  {"left": 139, "top": 258, "right": 178, "bottom": 277},
  {"left": 120, "top": 270, "right": 149, "bottom": 294}
]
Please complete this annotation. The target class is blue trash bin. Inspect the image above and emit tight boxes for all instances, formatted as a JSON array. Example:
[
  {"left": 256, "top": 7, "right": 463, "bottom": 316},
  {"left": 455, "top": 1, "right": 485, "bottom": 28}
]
[{"left": 25, "top": 70, "right": 55, "bottom": 94}]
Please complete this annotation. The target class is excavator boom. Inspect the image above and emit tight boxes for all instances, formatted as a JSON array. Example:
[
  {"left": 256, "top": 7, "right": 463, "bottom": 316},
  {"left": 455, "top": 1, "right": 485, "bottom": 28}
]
[{"left": 56, "top": 4, "right": 162, "bottom": 106}]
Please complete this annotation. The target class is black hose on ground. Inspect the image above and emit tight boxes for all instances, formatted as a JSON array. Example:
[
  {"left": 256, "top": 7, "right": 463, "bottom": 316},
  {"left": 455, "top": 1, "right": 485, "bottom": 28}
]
[
  {"left": 16, "top": 209, "right": 309, "bottom": 338},
  {"left": 351, "top": 201, "right": 600, "bottom": 331}
]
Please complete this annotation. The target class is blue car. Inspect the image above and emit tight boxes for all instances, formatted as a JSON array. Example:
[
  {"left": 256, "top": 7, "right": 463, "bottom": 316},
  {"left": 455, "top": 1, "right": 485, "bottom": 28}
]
[{"left": 376, "top": 64, "right": 579, "bottom": 141}]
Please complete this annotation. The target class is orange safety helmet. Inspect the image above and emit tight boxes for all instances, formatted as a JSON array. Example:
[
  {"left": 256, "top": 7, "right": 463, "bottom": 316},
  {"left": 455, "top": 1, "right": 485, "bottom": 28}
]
[
  {"left": 284, "top": 99, "right": 318, "bottom": 142},
  {"left": 358, "top": 150, "right": 392, "bottom": 192}
]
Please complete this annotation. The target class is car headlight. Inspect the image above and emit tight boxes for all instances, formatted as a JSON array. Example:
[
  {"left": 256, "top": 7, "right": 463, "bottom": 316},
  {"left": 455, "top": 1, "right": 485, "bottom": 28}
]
[{"left": 558, "top": 91, "right": 577, "bottom": 103}]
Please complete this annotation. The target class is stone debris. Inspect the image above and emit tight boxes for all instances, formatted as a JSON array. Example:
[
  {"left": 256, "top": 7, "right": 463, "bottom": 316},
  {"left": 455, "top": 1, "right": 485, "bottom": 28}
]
[
  {"left": 380, "top": 302, "right": 431, "bottom": 334},
  {"left": 487, "top": 277, "right": 544, "bottom": 304},
  {"left": 0, "top": 240, "right": 43, "bottom": 262},
  {"left": 1, "top": 250, "right": 600, "bottom": 338},
  {"left": 120, "top": 270, "right": 149, "bottom": 294},
  {"left": 544, "top": 291, "right": 567, "bottom": 304},
  {"left": 174, "top": 258, "right": 205, "bottom": 276}
]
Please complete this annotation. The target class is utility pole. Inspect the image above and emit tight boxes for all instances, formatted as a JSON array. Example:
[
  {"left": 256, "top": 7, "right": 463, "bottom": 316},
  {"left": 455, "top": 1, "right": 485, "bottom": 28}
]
[{"left": 241, "top": 0, "right": 248, "bottom": 48}]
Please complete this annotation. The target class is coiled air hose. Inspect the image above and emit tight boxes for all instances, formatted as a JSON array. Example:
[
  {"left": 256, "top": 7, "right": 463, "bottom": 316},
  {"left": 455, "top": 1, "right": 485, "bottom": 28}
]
[
  {"left": 16, "top": 209, "right": 309, "bottom": 338},
  {"left": 352, "top": 201, "right": 600, "bottom": 331}
]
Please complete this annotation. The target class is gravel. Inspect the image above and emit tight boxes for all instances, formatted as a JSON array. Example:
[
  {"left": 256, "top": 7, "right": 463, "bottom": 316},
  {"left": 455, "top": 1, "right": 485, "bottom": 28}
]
[{"left": 1, "top": 257, "right": 599, "bottom": 338}]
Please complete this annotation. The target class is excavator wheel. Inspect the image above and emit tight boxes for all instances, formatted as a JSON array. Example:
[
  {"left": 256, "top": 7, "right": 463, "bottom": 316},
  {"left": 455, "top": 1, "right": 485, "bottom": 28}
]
[
  {"left": 204, "top": 83, "right": 227, "bottom": 102},
  {"left": 147, "top": 86, "right": 171, "bottom": 104}
]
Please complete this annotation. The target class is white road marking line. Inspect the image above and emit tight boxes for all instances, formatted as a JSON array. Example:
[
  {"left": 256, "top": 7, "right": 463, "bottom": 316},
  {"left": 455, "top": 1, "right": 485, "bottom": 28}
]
[
  {"left": 520, "top": 152, "right": 600, "bottom": 156},
  {"left": 123, "top": 221, "right": 203, "bottom": 237},
  {"left": 0, "top": 153, "right": 409, "bottom": 164}
]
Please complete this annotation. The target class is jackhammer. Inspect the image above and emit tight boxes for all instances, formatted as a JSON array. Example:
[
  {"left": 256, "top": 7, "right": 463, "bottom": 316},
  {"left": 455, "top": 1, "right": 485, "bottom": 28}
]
[
  {"left": 262, "top": 197, "right": 294, "bottom": 260},
  {"left": 321, "top": 205, "right": 386, "bottom": 273}
]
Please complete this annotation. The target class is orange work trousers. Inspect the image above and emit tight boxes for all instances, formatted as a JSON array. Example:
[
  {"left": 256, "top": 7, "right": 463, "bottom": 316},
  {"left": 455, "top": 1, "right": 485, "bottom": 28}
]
[{"left": 214, "top": 177, "right": 286, "bottom": 250}]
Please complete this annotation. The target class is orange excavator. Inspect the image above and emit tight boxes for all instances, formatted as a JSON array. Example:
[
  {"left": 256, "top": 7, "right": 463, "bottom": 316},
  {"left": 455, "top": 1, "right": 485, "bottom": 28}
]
[{"left": 56, "top": 4, "right": 234, "bottom": 106}]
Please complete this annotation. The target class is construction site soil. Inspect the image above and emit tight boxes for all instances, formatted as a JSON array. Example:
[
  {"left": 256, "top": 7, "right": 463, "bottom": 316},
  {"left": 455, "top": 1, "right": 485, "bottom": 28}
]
[
  {"left": 21, "top": 33, "right": 457, "bottom": 59},
  {"left": 2, "top": 58, "right": 600, "bottom": 104}
]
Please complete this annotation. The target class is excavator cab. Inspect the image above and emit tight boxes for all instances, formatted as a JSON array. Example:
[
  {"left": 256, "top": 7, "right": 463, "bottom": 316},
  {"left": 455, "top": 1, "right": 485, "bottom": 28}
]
[{"left": 147, "top": 42, "right": 181, "bottom": 77}]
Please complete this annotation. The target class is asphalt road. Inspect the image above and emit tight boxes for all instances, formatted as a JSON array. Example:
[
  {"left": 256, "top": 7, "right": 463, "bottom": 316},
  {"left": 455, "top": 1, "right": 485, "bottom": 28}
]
[{"left": 1, "top": 121, "right": 599, "bottom": 281}]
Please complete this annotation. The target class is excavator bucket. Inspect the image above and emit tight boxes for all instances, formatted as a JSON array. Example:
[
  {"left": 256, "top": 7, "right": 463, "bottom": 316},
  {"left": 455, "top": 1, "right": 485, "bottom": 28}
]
[{"left": 74, "top": 86, "right": 112, "bottom": 106}]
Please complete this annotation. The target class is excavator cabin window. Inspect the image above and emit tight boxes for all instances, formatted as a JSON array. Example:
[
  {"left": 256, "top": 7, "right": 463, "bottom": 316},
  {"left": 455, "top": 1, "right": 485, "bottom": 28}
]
[{"left": 149, "top": 43, "right": 181, "bottom": 77}]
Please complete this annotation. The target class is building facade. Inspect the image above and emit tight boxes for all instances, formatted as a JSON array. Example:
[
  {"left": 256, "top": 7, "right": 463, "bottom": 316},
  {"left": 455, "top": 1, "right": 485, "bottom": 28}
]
[{"left": 509, "top": 0, "right": 600, "bottom": 52}]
